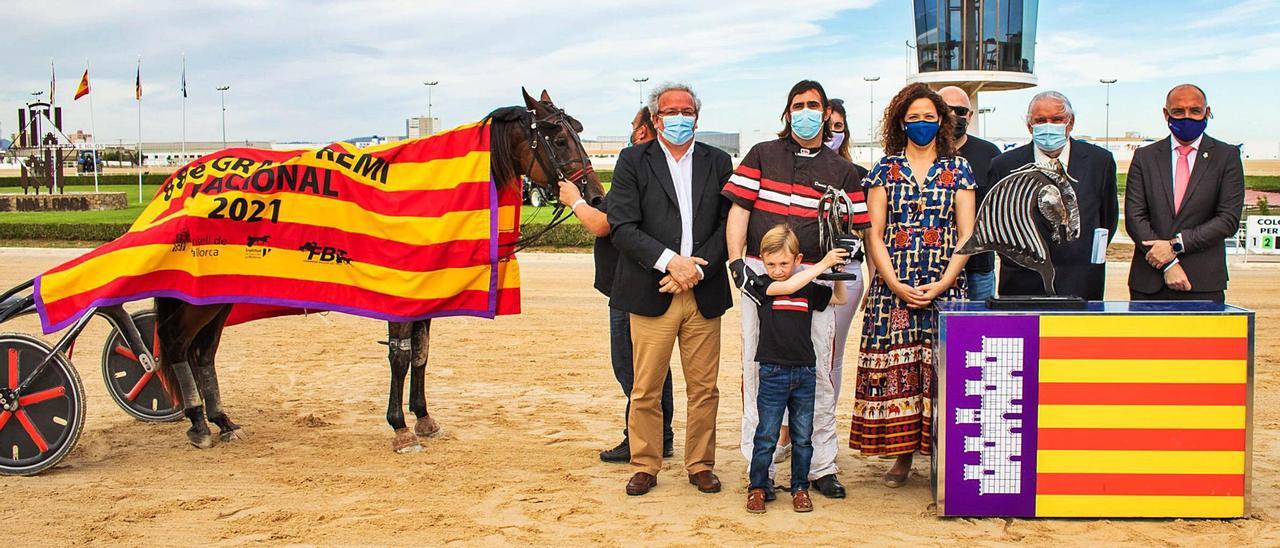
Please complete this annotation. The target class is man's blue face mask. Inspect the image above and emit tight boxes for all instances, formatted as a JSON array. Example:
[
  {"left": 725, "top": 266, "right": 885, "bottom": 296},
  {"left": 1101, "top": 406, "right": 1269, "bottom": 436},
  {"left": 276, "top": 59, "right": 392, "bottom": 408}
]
[{"left": 661, "top": 115, "right": 695, "bottom": 146}]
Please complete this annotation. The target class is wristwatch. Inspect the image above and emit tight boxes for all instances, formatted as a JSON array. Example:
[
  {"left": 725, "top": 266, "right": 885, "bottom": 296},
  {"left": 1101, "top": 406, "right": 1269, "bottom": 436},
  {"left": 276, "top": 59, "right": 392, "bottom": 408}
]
[{"left": 1170, "top": 233, "right": 1185, "bottom": 254}]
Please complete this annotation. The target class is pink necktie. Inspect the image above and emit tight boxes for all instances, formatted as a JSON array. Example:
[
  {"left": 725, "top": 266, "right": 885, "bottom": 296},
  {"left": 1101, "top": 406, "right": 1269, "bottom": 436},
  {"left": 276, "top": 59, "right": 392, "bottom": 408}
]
[{"left": 1173, "top": 145, "right": 1193, "bottom": 214}]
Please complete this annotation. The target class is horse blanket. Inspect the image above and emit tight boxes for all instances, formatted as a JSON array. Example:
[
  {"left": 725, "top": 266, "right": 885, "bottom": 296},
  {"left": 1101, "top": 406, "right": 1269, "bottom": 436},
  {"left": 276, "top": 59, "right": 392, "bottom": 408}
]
[{"left": 35, "top": 121, "right": 521, "bottom": 333}]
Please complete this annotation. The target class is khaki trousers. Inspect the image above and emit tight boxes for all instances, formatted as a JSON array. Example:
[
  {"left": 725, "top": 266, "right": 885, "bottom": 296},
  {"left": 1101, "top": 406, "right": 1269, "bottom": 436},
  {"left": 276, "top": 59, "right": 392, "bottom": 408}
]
[{"left": 628, "top": 291, "right": 721, "bottom": 476}]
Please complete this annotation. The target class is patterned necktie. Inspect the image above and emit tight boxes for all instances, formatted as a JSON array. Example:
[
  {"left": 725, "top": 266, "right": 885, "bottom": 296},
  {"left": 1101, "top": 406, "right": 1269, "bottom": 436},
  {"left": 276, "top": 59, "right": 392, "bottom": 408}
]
[{"left": 1174, "top": 145, "right": 1193, "bottom": 214}]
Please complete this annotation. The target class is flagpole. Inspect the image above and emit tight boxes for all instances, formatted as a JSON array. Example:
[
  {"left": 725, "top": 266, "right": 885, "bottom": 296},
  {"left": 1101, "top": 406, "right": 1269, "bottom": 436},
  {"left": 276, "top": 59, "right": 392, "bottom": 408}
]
[
  {"left": 51, "top": 58, "right": 59, "bottom": 194},
  {"left": 137, "top": 56, "right": 143, "bottom": 204},
  {"left": 87, "top": 59, "right": 99, "bottom": 192},
  {"left": 181, "top": 53, "right": 186, "bottom": 160}
]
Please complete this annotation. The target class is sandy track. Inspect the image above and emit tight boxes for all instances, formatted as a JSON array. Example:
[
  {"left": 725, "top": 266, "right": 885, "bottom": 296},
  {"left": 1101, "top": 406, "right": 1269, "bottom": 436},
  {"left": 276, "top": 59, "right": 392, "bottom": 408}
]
[{"left": 0, "top": 249, "right": 1277, "bottom": 546}]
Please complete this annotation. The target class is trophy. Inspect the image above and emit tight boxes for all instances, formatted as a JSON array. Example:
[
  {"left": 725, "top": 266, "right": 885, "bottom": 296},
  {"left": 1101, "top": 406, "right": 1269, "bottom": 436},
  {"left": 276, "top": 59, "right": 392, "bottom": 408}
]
[
  {"left": 815, "top": 183, "right": 864, "bottom": 281},
  {"left": 956, "top": 161, "right": 1084, "bottom": 309}
]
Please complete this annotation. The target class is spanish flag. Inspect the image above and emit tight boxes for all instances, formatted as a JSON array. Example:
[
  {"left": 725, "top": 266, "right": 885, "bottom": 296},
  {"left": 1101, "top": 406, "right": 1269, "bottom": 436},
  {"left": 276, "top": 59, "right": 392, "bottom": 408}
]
[
  {"left": 34, "top": 121, "right": 521, "bottom": 333},
  {"left": 74, "top": 69, "right": 90, "bottom": 101},
  {"left": 1035, "top": 315, "right": 1249, "bottom": 517}
]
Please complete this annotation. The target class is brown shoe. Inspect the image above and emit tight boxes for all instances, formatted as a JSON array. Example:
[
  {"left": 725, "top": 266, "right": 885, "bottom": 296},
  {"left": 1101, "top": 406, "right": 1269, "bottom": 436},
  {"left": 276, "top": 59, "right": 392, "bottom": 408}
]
[
  {"left": 688, "top": 470, "right": 722, "bottom": 493},
  {"left": 626, "top": 472, "right": 657, "bottom": 496},
  {"left": 792, "top": 489, "right": 814, "bottom": 512},
  {"left": 746, "top": 488, "right": 767, "bottom": 513}
]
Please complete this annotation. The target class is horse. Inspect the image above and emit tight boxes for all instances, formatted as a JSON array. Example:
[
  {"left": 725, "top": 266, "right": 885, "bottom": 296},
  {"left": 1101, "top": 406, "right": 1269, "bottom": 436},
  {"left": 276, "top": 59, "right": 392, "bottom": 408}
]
[{"left": 152, "top": 89, "right": 605, "bottom": 453}]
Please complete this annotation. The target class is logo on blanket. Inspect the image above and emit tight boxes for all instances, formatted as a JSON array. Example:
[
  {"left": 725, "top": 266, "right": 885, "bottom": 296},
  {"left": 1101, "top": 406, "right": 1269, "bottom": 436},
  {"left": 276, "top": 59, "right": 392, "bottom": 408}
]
[
  {"left": 298, "top": 241, "right": 351, "bottom": 264},
  {"left": 244, "top": 235, "right": 273, "bottom": 259}
]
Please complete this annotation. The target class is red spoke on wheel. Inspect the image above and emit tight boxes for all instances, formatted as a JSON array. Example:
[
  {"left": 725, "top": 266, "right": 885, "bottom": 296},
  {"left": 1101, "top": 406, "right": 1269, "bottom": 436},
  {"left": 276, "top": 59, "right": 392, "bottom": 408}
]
[
  {"left": 18, "top": 387, "right": 65, "bottom": 407},
  {"left": 15, "top": 410, "right": 49, "bottom": 453},
  {"left": 114, "top": 344, "right": 139, "bottom": 362},
  {"left": 0, "top": 410, "right": 11, "bottom": 431},
  {"left": 126, "top": 370, "right": 155, "bottom": 402},
  {"left": 7, "top": 348, "right": 17, "bottom": 389}
]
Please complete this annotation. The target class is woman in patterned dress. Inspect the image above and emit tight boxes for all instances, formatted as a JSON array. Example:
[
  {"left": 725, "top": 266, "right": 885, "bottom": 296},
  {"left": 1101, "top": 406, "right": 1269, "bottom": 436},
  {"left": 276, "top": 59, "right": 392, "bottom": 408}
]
[{"left": 849, "top": 83, "right": 976, "bottom": 487}]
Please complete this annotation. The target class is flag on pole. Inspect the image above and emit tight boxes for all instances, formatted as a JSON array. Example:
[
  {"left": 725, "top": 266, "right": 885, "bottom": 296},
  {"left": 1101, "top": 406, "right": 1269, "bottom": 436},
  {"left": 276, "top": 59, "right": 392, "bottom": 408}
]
[
  {"left": 75, "top": 69, "right": 90, "bottom": 100},
  {"left": 50, "top": 60, "right": 56, "bottom": 106},
  {"left": 181, "top": 56, "right": 188, "bottom": 98},
  {"left": 135, "top": 60, "right": 142, "bottom": 101}
]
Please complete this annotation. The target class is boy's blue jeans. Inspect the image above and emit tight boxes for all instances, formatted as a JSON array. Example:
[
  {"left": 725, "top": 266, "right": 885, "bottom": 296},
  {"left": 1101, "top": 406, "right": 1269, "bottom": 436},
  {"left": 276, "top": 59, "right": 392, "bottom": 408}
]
[{"left": 749, "top": 363, "right": 816, "bottom": 493}]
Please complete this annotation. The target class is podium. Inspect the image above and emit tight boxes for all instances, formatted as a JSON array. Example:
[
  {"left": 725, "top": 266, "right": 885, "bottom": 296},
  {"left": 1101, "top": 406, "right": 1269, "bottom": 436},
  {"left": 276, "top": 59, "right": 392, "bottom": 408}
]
[{"left": 933, "top": 301, "right": 1254, "bottom": 518}]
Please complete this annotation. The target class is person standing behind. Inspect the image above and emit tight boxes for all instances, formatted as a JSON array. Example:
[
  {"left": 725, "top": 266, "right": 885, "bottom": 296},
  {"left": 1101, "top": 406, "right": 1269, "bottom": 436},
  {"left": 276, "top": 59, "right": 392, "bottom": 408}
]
[
  {"left": 989, "top": 91, "right": 1117, "bottom": 300},
  {"left": 559, "top": 106, "right": 676, "bottom": 463},
  {"left": 724, "top": 80, "right": 870, "bottom": 500},
  {"left": 937, "top": 86, "right": 1002, "bottom": 301},
  {"left": 850, "top": 83, "right": 975, "bottom": 487},
  {"left": 1125, "top": 84, "right": 1244, "bottom": 303},
  {"left": 744, "top": 225, "right": 849, "bottom": 514},
  {"left": 609, "top": 82, "right": 734, "bottom": 496},
  {"left": 823, "top": 97, "right": 870, "bottom": 411}
]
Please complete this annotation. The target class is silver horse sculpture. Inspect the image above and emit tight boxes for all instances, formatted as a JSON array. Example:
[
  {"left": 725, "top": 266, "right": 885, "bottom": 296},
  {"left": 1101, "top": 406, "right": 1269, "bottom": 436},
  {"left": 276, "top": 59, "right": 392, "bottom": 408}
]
[{"left": 957, "top": 161, "right": 1081, "bottom": 295}]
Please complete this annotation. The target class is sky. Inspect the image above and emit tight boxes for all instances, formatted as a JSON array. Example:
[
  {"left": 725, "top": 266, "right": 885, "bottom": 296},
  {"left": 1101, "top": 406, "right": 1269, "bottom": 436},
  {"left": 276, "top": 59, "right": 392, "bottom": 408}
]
[{"left": 4, "top": 0, "right": 1279, "bottom": 148}]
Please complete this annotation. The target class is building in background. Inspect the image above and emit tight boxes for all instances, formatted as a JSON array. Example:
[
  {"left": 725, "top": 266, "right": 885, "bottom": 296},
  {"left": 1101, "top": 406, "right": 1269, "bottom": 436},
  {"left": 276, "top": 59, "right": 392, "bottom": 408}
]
[
  {"left": 406, "top": 116, "right": 442, "bottom": 139},
  {"left": 908, "top": 0, "right": 1039, "bottom": 108},
  {"left": 583, "top": 131, "right": 740, "bottom": 157}
]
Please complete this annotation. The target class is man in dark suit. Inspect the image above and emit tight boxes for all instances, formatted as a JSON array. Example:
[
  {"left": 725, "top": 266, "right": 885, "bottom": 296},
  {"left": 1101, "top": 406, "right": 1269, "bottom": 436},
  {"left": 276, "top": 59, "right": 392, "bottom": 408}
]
[
  {"left": 608, "top": 82, "right": 733, "bottom": 496},
  {"left": 1125, "top": 84, "right": 1244, "bottom": 303},
  {"left": 939, "top": 86, "right": 1004, "bottom": 301},
  {"left": 990, "top": 91, "right": 1118, "bottom": 300}
]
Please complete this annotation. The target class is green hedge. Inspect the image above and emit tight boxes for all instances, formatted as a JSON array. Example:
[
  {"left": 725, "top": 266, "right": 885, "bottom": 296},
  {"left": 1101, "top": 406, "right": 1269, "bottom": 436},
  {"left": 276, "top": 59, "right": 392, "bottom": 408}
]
[
  {"left": 0, "top": 222, "right": 133, "bottom": 241},
  {"left": 0, "top": 221, "right": 592, "bottom": 247},
  {"left": 0, "top": 174, "right": 170, "bottom": 188}
]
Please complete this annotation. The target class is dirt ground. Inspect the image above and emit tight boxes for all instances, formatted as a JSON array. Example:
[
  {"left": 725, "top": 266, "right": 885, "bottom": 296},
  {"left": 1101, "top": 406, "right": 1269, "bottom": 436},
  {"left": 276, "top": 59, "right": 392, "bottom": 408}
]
[{"left": 0, "top": 249, "right": 1277, "bottom": 546}]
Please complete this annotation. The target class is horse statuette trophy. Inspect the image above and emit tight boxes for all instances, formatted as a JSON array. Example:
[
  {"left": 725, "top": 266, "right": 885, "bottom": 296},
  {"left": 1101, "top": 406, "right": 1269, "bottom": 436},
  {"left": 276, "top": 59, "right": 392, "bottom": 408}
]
[
  {"left": 956, "top": 161, "right": 1085, "bottom": 309},
  {"left": 815, "top": 182, "right": 864, "bottom": 281}
]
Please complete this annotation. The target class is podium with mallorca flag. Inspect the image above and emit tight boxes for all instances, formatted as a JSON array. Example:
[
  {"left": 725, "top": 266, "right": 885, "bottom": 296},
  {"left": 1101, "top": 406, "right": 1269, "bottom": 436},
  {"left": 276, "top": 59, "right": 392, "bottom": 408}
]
[{"left": 933, "top": 301, "right": 1254, "bottom": 518}]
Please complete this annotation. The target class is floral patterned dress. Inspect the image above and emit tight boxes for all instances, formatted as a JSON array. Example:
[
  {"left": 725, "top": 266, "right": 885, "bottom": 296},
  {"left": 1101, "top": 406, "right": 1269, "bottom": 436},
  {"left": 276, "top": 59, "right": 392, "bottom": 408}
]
[{"left": 849, "top": 154, "right": 975, "bottom": 456}]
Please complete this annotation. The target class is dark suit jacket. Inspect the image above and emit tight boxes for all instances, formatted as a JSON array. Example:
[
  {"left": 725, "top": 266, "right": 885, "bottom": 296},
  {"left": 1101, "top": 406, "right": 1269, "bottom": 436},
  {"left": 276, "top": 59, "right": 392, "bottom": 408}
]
[
  {"left": 607, "top": 140, "right": 733, "bottom": 318},
  {"left": 1125, "top": 135, "right": 1244, "bottom": 293},
  {"left": 990, "top": 139, "right": 1118, "bottom": 300}
]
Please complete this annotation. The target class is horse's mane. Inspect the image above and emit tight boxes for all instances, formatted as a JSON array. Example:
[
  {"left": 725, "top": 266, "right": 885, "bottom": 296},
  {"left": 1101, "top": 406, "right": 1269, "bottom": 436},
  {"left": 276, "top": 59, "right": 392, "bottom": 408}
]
[{"left": 483, "top": 106, "right": 527, "bottom": 191}]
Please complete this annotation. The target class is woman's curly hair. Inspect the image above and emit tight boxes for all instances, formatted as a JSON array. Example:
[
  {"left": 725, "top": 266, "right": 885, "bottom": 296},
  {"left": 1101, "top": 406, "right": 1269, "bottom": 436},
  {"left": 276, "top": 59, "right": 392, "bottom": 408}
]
[{"left": 879, "top": 82, "right": 957, "bottom": 158}]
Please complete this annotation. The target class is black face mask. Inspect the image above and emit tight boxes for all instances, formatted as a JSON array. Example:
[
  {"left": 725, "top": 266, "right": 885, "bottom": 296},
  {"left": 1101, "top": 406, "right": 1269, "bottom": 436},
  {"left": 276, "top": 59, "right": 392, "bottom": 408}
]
[{"left": 953, "top": 116, "right": 969, "bottom": 139}]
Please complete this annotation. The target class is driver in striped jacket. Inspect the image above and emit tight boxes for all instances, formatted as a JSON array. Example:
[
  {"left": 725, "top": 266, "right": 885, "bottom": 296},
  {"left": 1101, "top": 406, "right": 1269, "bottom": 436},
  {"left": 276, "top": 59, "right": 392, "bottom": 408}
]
[{"left": 723, "top": 80, "right": 870, "bottom": 500}]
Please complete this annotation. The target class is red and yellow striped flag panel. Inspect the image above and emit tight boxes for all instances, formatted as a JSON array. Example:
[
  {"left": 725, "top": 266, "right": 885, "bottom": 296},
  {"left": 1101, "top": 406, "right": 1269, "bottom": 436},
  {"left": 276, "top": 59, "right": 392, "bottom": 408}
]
[
  {"left": 1036, "top": 314, "right": 1248, "bottom": 518},
  {"left": 35, "top": 121, "right": 520, "bottom": 333}
]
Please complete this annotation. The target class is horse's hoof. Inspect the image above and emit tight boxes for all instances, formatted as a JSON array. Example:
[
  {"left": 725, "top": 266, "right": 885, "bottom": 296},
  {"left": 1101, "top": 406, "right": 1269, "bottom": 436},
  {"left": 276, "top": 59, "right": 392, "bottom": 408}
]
[
  {"left": 219, "top": 428, "right": 245, "bottom": 442},
  {"left": 392, "top": 428, "right": 422, "bottom": 453},
  {"left": 188, "top": 431, "right": 215, "bottom": 449},
  {"left": 414, "top": 416, "right": 442, "bottom": 438}
]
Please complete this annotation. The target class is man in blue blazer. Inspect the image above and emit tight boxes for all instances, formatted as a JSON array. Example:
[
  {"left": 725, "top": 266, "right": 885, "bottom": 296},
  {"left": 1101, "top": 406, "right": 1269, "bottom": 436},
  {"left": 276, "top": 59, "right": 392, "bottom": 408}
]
[{"left": 989, "top": 91, "right": 1118, "bottom": 300}]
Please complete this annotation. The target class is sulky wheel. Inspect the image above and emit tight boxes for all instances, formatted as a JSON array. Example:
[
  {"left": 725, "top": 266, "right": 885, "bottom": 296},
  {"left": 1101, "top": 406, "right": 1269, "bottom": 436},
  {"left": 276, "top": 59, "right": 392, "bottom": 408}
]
[
  {"left": 0, "top": 333, "right": 86, "bottom": 476},
  {"left": 101, "top": 310, "right": 182, "bottom": 422}
]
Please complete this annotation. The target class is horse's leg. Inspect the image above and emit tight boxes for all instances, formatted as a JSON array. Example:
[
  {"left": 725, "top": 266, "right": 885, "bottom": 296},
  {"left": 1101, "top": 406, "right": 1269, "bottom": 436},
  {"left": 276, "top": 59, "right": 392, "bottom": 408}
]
[
  {"left": 409, "top": 319, "right": 441, "bottom": 438},
  {"left": 193, "top": 305, "right": 242, "bottom": 442},
  {"left": 156, "top": 297, "right": 220, "bottom": 449},
  {"left": 387, "top": 321, "right": 421, "bottom": 453}
]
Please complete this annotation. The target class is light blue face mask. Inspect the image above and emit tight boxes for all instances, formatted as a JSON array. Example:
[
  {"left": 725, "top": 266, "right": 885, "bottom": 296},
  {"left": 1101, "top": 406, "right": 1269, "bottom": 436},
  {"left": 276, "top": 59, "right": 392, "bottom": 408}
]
[
  {"left": 661, "top": 115, "right": 695, "bottom": 145},
  {"left": 790, "top": 108, "right": 824, "bottom": 141},
  {"left": 1032, "top": 123, "right": 1068, "bottom": 152}
]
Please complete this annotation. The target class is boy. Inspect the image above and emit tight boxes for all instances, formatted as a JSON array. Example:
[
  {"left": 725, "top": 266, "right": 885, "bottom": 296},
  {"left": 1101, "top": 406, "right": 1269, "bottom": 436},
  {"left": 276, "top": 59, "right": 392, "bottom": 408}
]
[{"left": 745, "top": 224, "right": 848, "bottom": 513}]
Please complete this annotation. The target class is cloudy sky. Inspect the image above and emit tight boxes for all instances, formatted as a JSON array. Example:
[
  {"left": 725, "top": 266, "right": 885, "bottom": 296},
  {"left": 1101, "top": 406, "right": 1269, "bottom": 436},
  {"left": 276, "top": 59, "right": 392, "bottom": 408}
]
[{"left": 5, "top": 0, "right": 1279, "bottom": 148}]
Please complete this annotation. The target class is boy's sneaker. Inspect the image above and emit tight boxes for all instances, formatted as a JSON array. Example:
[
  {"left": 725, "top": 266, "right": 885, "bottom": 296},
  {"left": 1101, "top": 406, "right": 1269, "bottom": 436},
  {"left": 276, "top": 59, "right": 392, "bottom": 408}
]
[
  {"left": 746, "top": 488, "right": 768, "bottom": 514},
  {"left": 772, "top": 443, "right": 791, "bottom": 464},
  {"left": 792, "top": 489, "right": 814, "bottom": 512}
]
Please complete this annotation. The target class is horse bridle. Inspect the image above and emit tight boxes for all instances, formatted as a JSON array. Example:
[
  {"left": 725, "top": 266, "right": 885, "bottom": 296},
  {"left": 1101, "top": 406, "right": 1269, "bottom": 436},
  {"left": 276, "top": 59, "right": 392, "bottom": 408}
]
[{"left": 500, "top": 105, "right": 596, "bottom": 256}]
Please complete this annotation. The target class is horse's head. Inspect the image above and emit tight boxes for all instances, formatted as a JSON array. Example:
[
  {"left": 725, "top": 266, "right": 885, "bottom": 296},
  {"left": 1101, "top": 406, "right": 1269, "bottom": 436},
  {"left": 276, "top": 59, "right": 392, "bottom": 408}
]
[{"left": 512, "top": 88, "right": 605, "bottom": 207}]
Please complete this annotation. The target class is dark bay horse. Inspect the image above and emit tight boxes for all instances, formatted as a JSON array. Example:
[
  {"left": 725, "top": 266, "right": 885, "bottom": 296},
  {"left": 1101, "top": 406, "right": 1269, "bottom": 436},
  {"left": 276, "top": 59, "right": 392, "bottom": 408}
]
[{"left": 153, "top": 89, "right": 604, "bottom": 452}]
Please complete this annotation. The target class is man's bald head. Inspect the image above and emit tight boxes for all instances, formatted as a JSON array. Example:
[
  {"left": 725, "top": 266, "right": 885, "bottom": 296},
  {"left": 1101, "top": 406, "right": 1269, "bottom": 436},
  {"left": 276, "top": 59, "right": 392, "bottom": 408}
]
[
  {"left": 937, "top": 86, "right": 972, "bottom": 110},
  {"left": 1166, "top": 84, "right": 1207, "bottom": 108}
]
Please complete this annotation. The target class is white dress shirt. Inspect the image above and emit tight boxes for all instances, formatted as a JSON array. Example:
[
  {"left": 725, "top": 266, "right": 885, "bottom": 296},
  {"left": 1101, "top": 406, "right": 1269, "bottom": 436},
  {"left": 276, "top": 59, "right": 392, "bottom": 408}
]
[
  {"left": 1170, "top": 134, "right": 1203, "bottom": 187},
  {"left": 654, "top": 139, "right": 699, "bottom": 276},
  {"left": 1033, "top": 138, "right": 1071, "bottom": 171}
]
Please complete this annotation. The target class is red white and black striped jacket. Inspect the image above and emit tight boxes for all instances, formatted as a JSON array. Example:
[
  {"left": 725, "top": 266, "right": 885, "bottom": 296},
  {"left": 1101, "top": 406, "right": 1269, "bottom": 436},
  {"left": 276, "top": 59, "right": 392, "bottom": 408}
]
[{"left": 722, "top": 138, "right": 871, "bottom": 261}]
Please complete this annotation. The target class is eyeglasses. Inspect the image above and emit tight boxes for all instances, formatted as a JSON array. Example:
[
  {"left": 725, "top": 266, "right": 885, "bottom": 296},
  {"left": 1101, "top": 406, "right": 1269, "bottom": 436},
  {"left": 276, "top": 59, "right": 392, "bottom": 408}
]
[
  {"left": 657, "top": 109, "right": 696, "bottom": 117},
  {"left": 950, "top": 106, "right": 971, "bottom": 117}
]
